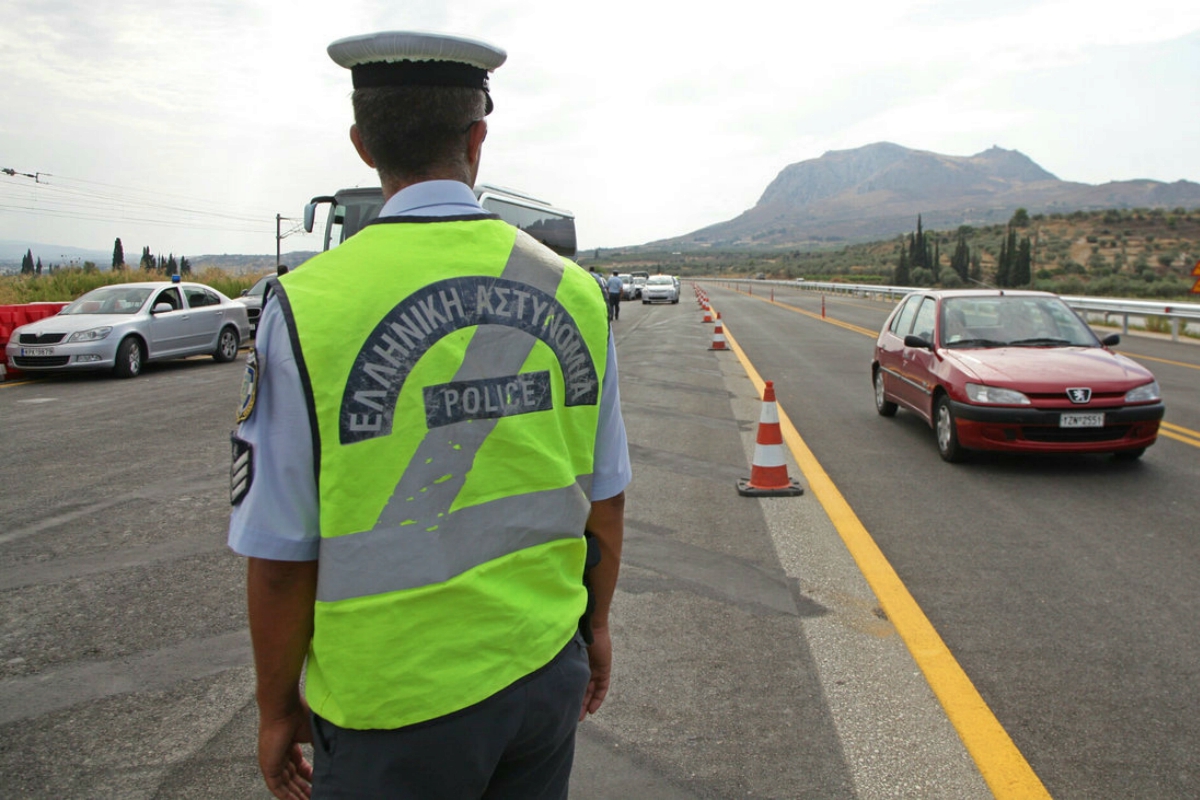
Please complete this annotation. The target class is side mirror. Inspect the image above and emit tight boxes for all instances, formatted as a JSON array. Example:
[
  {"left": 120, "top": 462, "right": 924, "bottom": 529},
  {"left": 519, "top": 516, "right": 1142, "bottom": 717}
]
[
  {"left": 1102, "top": 333, "right": 1120, "bottom": 347},
  {"left": 152, "top": 303, "right": 174, "bottom": 314},
  {"left": 240, "top": 289, "right": 250, "bottom": 297},
  {"left": 904, "top": 334, "right": 934, "bottom": 350},
  {"left": 303, "top": 202, "right": 317, "bottom": 234}
]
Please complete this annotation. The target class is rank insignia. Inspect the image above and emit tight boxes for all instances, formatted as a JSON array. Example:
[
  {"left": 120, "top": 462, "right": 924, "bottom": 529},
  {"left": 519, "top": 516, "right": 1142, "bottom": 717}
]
[
  {"left": 236, "top": 348, "right": 258, "bottom": 423},
  {"left": 230, "top": 435, "right": 254, "bottom": 505}
]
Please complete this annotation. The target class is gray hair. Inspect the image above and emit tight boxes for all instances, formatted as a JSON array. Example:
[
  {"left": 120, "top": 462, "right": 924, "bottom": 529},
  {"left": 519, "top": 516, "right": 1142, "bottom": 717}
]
[{"left": 351, "top": 86, "right": 488, "bottom": 185}]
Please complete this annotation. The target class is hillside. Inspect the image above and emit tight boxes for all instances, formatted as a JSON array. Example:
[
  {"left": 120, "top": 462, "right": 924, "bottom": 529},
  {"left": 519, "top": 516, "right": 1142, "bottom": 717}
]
[
  {"left": 646, "top": 143, "right": 1200, "bottom": 250},
  {"left": 0, "top": 248, "right": 319, "bottom": 276},
  {"left": 583, "top": 207, "right": 1200, "bottom": 301}
]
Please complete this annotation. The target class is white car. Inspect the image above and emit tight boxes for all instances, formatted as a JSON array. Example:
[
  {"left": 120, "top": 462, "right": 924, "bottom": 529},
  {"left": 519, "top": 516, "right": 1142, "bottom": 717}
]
[
  {"left": 6, "top": 281, "right": 250, "bottom": 378},
  {"left": 641, "top": 275, "right": 680, "bottom": 304}
]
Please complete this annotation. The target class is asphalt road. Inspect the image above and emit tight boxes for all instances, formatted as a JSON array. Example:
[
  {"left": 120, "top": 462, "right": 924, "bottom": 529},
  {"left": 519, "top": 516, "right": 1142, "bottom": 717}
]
[
  {"left": 1, "top": 283, "right": 1196, "bottom": 798},
  {"left": 702, "top": 281, "right": 1200, "bottom": 799}
]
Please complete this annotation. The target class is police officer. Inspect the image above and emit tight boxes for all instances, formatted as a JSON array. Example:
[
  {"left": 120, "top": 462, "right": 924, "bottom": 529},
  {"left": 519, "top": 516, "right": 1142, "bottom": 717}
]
[
  {"left": 227, "top": 31, "right": 630, "bottom": 799},
  {"left": 606, "top": 269, "right": 623, "bottom": 321}
]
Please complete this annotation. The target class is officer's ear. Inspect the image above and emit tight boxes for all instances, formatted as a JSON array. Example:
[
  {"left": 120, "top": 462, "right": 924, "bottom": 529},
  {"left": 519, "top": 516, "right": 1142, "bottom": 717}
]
[
  {"left": 350, "top": 125, "right": 376, "bottom": 169},
  {"left": 466, "top": 119, "right": 487, "bottom": 168}
]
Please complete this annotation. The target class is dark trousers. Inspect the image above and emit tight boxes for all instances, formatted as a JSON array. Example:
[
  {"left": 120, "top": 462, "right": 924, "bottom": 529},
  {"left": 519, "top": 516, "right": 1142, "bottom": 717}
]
[
  {"left": 608, "top": 292, "right": 620, "bottom": 320},
  {"left": 311, "top": 635, "right": 590, "bottom": 799}
]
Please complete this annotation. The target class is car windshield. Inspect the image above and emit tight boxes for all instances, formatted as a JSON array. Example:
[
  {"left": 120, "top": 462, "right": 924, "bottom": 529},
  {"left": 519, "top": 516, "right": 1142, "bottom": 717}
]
[
  {"left": 647, "top": 276, "right": 673, "bottom": 285},
  {"left": 941, "top": 296, "right": 1099, "bottom": 348},
  {"left": 60, "top": 286, "right": 153, "bottom": 315},
  {"left": 246, "top": 276, "right": 272, "bottom": 297}
]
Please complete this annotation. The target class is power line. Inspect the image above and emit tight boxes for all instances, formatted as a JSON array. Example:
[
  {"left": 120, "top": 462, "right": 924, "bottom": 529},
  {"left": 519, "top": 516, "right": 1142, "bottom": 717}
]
[
  {"left": 1, "top": 166, "right": 295, "bottom": 231},
  {"left": 0, "top": 202, "right": 275, "bottom": 235}
]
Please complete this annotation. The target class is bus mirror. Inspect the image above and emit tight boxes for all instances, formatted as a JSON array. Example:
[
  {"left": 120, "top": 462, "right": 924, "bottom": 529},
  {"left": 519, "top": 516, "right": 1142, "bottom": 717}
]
[{"left": 303, "top": 203, "right": 317, "bottom": 233}]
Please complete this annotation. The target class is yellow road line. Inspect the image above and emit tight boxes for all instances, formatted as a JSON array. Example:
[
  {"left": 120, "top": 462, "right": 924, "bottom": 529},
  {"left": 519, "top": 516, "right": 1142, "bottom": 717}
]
[
  {"left": 718, "top": 317, "right": 1052, "bottom": 800},
  {"left": 1160, "top": 422, "right": 1200, "bottom": 448},
  {"left": 1122, "top": 352, "right": 1200, "bottom": 371}
]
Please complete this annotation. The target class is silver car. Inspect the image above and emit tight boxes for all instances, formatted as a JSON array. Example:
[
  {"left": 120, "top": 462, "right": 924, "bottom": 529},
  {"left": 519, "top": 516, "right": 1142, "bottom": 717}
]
[
  {"left": 5, "top": 281, "right": 250, "bottom": 378},
  {"left": 235, "top": 274, "right": 274, "bottom": 337},
  {"left": 641, "top": 275, "right": 680, "bottom": 304}
]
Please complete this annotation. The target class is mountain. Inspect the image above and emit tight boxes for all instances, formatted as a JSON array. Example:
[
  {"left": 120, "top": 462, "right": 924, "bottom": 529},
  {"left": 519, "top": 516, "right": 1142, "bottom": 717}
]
[{"left": 650, "top": 143, "right": 1200, "bottom": 250}]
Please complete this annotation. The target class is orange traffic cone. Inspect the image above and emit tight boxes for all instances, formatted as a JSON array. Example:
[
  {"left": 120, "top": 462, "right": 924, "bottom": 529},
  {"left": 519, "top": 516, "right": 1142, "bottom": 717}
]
[
  {"left": 701, "top": 305, "right": 713, "bottom": 323},
  {"left": 710, "top": 320, "right": 727, "bottom": 350},
  {"left": 737, "top": 381, "right": 804, "bottom": 497}
]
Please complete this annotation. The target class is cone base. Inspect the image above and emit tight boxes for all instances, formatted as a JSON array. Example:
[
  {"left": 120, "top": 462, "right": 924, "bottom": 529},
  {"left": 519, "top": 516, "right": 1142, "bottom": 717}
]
[{"left": 736, "top": 477, "right": 804, "bottom": 497}]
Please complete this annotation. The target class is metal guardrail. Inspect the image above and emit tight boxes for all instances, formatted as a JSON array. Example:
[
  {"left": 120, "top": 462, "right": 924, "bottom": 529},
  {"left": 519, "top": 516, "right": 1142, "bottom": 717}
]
[{"left": 708, "top": 279, "right": 1200, "bottom": 342}]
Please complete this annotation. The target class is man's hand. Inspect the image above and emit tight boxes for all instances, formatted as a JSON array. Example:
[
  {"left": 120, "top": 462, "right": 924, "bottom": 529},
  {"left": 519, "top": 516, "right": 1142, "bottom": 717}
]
[
  {"left": 247, "top": 558, "right": 318, "bottom": 799},
  {"left": 258, "top": 700, "right": 313, "bottom": 799},
  {"left": 580, "top": 625, "right": 613, "bottom": 720}
]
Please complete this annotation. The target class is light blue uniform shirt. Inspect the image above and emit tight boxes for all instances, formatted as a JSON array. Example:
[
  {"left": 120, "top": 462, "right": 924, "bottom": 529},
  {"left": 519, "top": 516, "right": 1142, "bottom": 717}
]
[{"left": 228, "top": 181, "right": 631, "bottom": 561}]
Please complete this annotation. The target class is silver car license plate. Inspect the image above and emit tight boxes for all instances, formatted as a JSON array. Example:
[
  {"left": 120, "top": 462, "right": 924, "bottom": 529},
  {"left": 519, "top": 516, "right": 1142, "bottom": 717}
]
[
  {"left": 1060, "top": 412, "right": 1104, "bottom": 428},
  {"left": 20, "top": 347, "right": 55, "bottom": 356}
]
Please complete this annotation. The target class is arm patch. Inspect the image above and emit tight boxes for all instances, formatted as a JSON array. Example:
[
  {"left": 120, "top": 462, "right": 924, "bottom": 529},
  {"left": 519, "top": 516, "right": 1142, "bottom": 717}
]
[{"left": 230, "top": 434, "right": 254, "bottom": 505}]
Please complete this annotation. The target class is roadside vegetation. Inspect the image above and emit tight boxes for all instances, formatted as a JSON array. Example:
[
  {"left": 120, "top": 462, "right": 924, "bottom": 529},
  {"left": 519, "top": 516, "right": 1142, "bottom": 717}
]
[
  {"left": 581, "top": 207, "right": 1200, "bottom": 302},
  {"left": 6, "top": 209, "right": 1197, "bottom": 306},
  {"left": 0, "top": 266, "right": 262, "bottom": 305}
]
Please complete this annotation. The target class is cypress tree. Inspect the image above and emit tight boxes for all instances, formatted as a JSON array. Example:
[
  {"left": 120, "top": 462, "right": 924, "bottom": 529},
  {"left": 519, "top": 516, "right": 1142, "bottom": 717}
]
[
  {"left": 996, "top": 236, "right": 1010, "bottom": 287},
  {"left": 951, "top": 233, "right": 970, "bottom": 282},
  {"left": 894, "top": 246, "right": 911, "bottom": 286},
  {"left": 1013, "top": 237, "right": 1032, "bottom": 286},
  {"left": 21, "top": 249, "right": 34, "bottom": 274},
  {"left": 112, "top": 238, "right": 125, "bottom": 270}
]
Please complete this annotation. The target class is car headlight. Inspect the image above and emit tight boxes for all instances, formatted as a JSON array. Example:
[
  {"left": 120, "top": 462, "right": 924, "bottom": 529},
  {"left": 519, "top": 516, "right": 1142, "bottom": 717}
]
[
  {"left": 67, "top": 326, "right": 113, "bottom": 343},
  {"left": 965, "top": 383, "right": 1031, "bottom": 405},
  {"left": 1124, "top": 381, "right": 1161, "bottom": 403}
]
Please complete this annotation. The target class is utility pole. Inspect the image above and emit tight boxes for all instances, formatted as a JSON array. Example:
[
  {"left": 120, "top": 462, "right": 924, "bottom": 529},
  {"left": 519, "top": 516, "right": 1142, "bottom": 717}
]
[{"left": 276, "top": 213, "right": 302, "bottom": 268}]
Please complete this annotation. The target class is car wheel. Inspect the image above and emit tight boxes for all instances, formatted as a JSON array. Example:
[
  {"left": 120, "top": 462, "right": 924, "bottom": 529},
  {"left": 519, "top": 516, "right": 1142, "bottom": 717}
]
[
  {"left": 874, "top": 369, "right": 897, "bottom": 417},
  {"left": 1113, "top": 448, "right": 1145, "bottom": 462},
  {"left": 114, "top": 337, "right": 144, "bottom": 379},
  {"left": 935, "top": 394, "right": 965, "bottom": 463},
  {"left": 214, "top": 327, "right": 239, "bottom": 363}
]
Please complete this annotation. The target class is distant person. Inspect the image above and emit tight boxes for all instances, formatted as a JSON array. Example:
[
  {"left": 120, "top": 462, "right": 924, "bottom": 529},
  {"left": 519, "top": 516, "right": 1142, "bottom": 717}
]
[
  {"left": 606, "top": 269, "right": 623, "bottom": 321},
  {"left": 276, "top": 264, "right": 289, "bottom": 276},
  {"left": 588, "top": 265, "right": 607, "bottom": 293},
  {"left": 227, "top": 29, "right": 630, "bottom": 800}
]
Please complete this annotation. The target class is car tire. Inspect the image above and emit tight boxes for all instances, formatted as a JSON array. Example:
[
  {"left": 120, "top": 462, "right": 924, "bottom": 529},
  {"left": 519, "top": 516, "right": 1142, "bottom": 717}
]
[
  {"left": 935, "top": 394, "right": 965, "bottom": 463},
  {"left": 1113, "top": 448, "right": 1145, "bottom": 462},
  {"left": 114, "top": 337, "right": 144, "bottom": 379},
  {"left": 874, "top": 369, "right": 897, "bottom": 417},
  {"left": 642, "top": 300, "right": 649, "bottom": 304},
  {"left": 213, "top": 327, "right": 239, "bottom": 363}
]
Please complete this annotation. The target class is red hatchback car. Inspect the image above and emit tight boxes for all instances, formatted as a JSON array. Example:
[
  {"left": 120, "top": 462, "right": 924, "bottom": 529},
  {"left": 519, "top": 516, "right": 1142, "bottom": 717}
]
[{"left": 872, "top": 290, "right": 1164, "bottom": 462}]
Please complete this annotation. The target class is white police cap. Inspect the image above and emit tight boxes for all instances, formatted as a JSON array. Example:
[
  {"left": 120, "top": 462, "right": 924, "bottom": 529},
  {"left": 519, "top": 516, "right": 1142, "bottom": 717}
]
[{"left": 328, "top": 31, "right": 507, "bottom": 114}]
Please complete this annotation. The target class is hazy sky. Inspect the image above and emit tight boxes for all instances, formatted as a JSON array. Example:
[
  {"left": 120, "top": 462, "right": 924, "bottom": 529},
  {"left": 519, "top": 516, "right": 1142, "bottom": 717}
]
[{"left": 2, "top": 0, "right": 1198, "bottom": 259}]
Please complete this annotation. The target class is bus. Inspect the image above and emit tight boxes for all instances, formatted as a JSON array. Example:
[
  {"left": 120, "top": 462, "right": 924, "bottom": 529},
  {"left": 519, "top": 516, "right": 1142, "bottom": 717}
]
[{"left": 303, "top": 184, "right": 577, "bottom": 258}]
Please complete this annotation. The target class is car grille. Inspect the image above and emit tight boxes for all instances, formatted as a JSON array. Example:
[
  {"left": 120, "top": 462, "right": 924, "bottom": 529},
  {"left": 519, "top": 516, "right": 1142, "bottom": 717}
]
[
  {"left": 18, "top": 333, "right": 66, "bottom": 345},
  {"left": 1021, "top": 425, "right": 1131, "bottom": 443},
  {"left": 246, "top": 307, "right": 261, "bottom": 324},
  {"left": 13, "top": 356, "right": 71, "bottom": 367}
]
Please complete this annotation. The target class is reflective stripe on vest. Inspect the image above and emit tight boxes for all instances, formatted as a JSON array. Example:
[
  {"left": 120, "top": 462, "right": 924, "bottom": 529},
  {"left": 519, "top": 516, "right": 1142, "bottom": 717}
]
[{"left": 275, "top": 217, "right": 607, "bottom": 729}]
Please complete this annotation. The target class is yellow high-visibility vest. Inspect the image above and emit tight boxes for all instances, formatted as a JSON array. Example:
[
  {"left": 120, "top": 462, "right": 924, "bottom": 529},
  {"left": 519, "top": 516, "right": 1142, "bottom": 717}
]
[{"left": 275, "top": 216, "right": 609, "bottom": 729}]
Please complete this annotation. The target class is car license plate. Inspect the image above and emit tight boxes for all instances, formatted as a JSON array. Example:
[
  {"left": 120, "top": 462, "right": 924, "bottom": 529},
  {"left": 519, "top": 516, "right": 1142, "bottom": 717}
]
[
  {"left": 20, "top": 347, "right": 55, "bottom": 356},
  {"left": 1060, "top": 412, "right": 1104, "bottom": 428}
]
